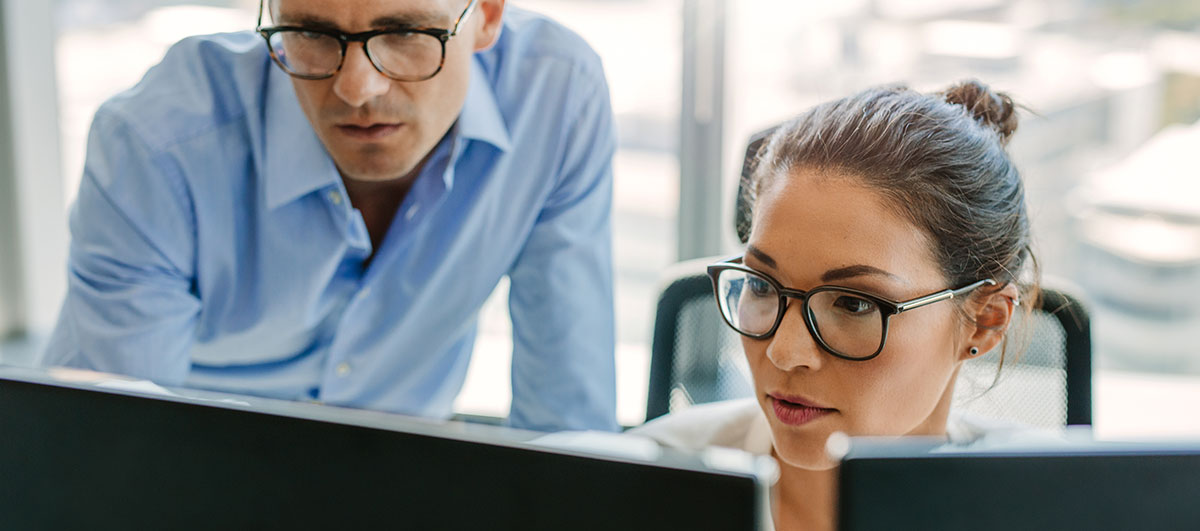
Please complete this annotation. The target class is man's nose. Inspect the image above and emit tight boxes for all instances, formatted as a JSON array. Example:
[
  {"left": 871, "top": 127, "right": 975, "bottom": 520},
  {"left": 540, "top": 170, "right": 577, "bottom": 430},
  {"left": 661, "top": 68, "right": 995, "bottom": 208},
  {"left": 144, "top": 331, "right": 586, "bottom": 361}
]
[
  {"left": 332, "top": 43, "right": 391, "bottom": 108},
  {"left": 765, "top": 301, "right": 825, "bottom": 372}
]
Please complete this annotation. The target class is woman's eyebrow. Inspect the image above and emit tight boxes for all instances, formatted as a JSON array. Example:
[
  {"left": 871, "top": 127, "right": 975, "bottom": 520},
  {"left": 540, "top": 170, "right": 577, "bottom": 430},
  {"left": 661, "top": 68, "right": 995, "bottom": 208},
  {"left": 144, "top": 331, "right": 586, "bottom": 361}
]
[
  {"left": 746, "top": 245, "right": 777, "bottom": 270},
  {"left": 821, "top": 264, "right": 900, "bottom": 283},
  {"left": 749, "top": 245, "right": 901, "bottom": 283}
]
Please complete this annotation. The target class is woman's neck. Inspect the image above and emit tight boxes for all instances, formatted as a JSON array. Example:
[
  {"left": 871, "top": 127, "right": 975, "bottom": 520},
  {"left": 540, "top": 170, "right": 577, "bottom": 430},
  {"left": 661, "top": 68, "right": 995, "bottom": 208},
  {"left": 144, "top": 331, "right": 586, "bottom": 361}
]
[
  {"left": 773, "top": 458, "right": 837, "bottom": 531},
  {"left": 770, "top": 375, "right": 960, "bottom": 529}
]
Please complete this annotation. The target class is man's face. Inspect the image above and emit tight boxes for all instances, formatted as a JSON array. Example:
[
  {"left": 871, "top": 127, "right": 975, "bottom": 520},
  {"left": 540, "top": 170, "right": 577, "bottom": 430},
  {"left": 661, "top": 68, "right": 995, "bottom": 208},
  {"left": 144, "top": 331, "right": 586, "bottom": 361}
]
[{"left": 272, "top": 0, "right": 502, "bottom": 182}]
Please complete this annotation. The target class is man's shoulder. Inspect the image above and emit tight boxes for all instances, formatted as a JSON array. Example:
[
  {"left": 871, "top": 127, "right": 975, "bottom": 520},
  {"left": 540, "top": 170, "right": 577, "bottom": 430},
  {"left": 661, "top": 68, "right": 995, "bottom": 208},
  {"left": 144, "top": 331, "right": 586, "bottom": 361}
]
[
  {"left": 96, "top": 31, "right": 268, "bottom": 151},
  {"left": 482, "top": 6, "right": 605, "bottom": 85}
]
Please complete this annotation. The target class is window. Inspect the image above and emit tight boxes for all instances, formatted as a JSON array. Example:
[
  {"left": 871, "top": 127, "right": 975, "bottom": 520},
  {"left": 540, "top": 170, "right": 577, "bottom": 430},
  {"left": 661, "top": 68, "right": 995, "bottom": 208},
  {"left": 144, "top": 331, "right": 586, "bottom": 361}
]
[
  {"left": 1, "top": 0, "right": 1192, "bottom": 436},
  {"left": 721, "top": 0, "right": 1200, "bottom": 378}
]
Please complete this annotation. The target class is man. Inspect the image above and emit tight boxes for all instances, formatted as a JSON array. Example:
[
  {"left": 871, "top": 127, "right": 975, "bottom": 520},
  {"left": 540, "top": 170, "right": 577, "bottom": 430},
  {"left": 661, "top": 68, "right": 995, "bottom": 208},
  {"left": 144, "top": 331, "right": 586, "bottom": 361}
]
[{"left": 42, "top": 0, "right": 618, "bottom": 432}]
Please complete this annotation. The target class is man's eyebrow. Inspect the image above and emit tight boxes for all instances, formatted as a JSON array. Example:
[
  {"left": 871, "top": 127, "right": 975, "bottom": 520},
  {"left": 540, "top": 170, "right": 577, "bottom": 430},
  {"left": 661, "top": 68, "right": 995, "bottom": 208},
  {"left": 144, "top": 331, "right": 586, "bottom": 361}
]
[
  {"left": 276, "top": 13, "right": 339, "bottom": 30},
  {"left": 746, "top": 245, "right": 777, "bottom": 270},
  {"left": 274, "top": 13, "right": 447, "bottom": 31},
  {"left": 371, "top": 13, "right": 448, "bottom": 28},
  {"left": 820, "top": 264, "right": 900, "bottom": 283}
]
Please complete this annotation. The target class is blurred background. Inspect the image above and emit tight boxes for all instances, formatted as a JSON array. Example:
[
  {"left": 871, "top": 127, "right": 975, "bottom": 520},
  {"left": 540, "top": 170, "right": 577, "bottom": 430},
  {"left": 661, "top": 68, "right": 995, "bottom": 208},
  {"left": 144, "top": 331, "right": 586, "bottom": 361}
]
[{"left": 1, "top": 0, "right": 1197, "bottom": 434}]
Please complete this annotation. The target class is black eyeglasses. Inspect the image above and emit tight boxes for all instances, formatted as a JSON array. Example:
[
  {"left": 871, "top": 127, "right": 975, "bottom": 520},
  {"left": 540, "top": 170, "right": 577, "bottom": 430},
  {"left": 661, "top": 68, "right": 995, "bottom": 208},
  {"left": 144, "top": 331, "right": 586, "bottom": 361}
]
[
  {"left": 708, "top": 255, "right": 996, "bottom": 361},
  {"left": 255, "top": 0, "right": 479, "bottom": 82}
]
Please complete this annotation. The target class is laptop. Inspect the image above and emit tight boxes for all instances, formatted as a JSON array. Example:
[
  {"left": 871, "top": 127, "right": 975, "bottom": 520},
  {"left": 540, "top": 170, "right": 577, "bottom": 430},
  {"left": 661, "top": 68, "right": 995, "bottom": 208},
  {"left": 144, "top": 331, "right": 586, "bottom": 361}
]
[
  {"left": 837, "top": 436, "right": 1200, "bottom": 531},
  {"left": 0, "top": 366, "right": 775, "bottom": 530}
]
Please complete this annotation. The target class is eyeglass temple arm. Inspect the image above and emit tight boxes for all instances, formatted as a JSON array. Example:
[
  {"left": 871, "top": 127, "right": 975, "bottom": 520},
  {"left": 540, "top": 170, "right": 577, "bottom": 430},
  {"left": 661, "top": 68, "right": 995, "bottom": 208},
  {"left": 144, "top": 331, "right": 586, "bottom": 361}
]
[
  {"left": 452, "top": 0, "right": 481, "bottom": 35},
  {"left": 894, "top": 278, "right": 997, "bottom": 313}
]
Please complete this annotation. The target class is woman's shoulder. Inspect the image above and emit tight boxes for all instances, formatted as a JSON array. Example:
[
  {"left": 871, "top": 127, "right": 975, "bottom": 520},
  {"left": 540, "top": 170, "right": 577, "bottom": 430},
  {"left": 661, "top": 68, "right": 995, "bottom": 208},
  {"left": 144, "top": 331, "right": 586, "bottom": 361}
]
[{"left": 629, "top": 398, "right": 772, "bottom": 455}]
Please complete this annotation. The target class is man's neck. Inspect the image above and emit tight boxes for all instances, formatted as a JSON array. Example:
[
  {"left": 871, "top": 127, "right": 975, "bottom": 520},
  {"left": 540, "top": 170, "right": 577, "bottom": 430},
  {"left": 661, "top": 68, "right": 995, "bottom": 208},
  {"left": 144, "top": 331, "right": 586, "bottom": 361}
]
[
  {"left": 341, "top": 172, "right": 418, "bottom": 210},
  {"left": 340, "top": 156, "right": 430, "bottom": 262}
]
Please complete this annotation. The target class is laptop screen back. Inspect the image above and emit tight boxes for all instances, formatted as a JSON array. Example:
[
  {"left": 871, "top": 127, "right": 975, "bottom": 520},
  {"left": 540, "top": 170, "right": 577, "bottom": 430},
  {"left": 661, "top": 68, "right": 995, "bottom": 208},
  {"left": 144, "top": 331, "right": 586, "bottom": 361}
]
[
  {"left": 837, "top": 443, "right": 1200, "bottom": 531},
  {"left": 0, "top": 368, "right": 769, "bottom": 530}
]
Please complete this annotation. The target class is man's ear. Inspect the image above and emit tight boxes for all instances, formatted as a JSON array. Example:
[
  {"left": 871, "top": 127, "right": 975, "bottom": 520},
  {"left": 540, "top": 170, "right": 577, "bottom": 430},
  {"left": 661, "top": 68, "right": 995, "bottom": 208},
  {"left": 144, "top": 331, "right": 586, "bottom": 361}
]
[
  {"left": 471, "top": 0, "right": 505, "bottom": 52},
  {"left": 960, "top": 283, "right": 1020, "bottom": 361}
]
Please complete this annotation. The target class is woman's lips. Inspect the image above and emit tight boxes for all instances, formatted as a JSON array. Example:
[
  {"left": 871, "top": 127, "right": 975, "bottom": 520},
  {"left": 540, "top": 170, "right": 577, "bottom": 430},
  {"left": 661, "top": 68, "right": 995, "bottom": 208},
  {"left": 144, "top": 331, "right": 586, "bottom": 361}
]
[
  {"left": 769, "top": 395, "right": 836, "bottom": 427},
  {"left": 336, "top": 123, "right": 402, "bottom": 140}
]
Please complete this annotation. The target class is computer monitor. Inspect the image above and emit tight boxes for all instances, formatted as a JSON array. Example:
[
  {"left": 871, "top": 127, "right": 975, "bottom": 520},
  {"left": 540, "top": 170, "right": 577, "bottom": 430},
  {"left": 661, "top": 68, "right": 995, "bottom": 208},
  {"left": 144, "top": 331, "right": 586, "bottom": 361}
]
[
  {"left": 837, "top": 437, "right": 1200, "bottom": 531},
  {"left": 0, "top": 366, "right": 774, "bottom": 530}
]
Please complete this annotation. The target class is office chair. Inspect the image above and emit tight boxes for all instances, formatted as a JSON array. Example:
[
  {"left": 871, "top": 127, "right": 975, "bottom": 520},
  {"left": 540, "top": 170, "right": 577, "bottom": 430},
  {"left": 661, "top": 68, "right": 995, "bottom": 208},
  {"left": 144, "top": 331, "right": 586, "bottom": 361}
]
[{"left": 646, "top": 128, "right": 1093, "bottom": 428}]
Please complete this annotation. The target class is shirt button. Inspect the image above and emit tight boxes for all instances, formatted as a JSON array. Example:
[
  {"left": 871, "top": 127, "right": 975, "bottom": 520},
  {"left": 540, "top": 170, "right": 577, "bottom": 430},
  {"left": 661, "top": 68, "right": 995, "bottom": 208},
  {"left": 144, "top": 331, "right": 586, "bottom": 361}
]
[
  {"left": 336, "top": 362, "right": 352, "bottom": 377},
  {"left": 358, "top": 287, "right": 372, "bottom": 299},
  {"left": 405, "top": 204, "right": 420, "bottom": 221},
  {"left": 328, "top": 190, "right": 343, "bottom": 205}
]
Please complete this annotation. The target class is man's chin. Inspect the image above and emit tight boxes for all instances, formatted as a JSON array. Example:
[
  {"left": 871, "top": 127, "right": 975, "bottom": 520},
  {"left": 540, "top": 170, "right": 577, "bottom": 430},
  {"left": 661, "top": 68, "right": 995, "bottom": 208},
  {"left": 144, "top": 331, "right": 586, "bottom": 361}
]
[{"left": 333, "top": 158, "right": 421, "bottom": 183}]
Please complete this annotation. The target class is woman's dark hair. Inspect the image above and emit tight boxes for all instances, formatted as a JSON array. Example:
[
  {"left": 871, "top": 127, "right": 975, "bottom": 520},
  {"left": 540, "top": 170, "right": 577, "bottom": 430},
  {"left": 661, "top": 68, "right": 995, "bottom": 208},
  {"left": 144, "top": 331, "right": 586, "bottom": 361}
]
[{"left": 742, "top": 79, "right": 1038, "bottom": 366}]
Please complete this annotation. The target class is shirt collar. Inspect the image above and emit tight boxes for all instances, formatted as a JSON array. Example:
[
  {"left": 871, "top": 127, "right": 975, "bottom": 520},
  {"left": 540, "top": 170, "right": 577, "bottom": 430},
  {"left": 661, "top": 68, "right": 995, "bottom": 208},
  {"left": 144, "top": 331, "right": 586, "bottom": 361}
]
[
  {"left": 263, "top": 57, "right": 511, "bottom": 210},
  {"left": 457, "top": 58, "right": 512, "bottom": 153},
  {"left": 263, "top": 64, "right": 340, "bottom": 210}
]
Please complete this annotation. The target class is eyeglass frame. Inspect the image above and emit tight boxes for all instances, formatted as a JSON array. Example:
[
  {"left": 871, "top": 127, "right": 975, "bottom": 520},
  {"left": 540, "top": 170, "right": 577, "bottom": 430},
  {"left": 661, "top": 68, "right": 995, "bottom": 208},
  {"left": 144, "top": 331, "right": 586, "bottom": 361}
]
[
  {"left": 255, "top": 0, "right": 480, "bottom": 82},
  {"left": 707, "top": 255, "right": 997, "bottom": 361}
]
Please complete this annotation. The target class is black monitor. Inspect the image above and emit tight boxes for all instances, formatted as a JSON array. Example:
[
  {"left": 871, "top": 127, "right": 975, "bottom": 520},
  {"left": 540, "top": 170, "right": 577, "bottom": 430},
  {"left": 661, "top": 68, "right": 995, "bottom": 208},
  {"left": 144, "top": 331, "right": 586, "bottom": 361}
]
[
  {"left": 837, "top": 438, "right": 1200, "bottom": 531},
  {"left": 0, "top": 366, "right": 773, "bottom": 530}
]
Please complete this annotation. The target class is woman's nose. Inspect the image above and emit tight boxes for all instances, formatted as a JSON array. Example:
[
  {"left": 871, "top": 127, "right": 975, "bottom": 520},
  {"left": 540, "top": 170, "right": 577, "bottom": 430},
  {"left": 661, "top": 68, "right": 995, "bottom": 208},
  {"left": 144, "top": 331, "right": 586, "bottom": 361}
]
[{"left": 765, "top": 301, "right": 825, "bottom": 371}]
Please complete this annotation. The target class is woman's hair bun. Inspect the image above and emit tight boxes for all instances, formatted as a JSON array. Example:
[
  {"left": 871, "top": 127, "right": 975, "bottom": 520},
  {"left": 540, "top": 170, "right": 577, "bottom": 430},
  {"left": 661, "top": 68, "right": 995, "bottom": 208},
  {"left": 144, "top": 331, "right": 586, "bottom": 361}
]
[{"left": 942, "top": 79, "right": 1018, "bottom": 144}]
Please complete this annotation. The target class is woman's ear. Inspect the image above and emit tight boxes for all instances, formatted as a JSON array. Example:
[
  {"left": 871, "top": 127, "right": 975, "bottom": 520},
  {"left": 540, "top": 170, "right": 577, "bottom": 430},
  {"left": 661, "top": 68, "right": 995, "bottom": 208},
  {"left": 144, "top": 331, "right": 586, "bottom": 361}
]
[
  {"left": 471, "top": 0, "right": 506, "bottom": 52},
  {"left": 960, "top": 283, "right": 1020, "bottom": 361}
]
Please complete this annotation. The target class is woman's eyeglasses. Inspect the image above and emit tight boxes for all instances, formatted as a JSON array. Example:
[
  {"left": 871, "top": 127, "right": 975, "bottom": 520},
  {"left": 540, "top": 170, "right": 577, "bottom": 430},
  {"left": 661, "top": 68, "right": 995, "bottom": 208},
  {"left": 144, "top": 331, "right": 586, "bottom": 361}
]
[{"left": 708, "top": 255, "right": 995, "bottom": 361}]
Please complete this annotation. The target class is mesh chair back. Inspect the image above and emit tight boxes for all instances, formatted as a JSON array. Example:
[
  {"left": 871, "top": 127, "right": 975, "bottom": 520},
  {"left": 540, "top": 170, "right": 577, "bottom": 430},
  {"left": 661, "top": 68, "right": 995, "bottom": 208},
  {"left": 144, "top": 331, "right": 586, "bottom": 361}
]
[
  {"left": 954, "top": 288, "right": 1092, "bottom": 427},
  {"left": 645, "top": 263, "right": 1093, "bottom": 428},
  {"left": 734, "top": 128, "right": 774, "bottom": 245},
  {"left": 647, "top": 269, "right": 749, "bottom": 420}
]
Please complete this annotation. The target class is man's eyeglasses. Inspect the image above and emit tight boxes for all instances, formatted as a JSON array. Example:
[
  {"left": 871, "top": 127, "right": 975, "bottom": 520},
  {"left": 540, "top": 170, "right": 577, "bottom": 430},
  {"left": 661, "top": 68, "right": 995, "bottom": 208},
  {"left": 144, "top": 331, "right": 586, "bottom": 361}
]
[
  {"left": 708, "top": 256, "right": 996, "bottom": 361},
  {"left": 255, "top": 0, "right": 480, "bottom": 82}
]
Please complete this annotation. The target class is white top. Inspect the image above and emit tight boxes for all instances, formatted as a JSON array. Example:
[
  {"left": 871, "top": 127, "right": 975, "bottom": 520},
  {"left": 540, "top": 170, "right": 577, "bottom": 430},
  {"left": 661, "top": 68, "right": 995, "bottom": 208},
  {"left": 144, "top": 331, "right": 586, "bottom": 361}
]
[
  {"left": 630, "top": 397, "right": 1064, "bottom": 455},
  {"left": 627, "top": 398, "right": 1066, "bottom": 531},
  {"left": 630, "top": 398, "right": 776, "bottom": 455}
]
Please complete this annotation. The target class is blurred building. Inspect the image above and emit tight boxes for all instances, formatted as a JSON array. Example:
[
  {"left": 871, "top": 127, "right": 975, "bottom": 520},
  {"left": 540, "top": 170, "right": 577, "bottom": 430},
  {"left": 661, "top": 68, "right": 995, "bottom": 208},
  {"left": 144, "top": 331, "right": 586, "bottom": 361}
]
[{"left": 1072, "top": 120, "right": 1200, "bottom": 373}]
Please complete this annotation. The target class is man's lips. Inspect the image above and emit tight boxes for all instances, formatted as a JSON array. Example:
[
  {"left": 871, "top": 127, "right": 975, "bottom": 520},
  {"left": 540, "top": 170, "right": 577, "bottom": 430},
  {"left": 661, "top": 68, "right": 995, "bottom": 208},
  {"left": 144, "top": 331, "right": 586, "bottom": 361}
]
[{"left": 335, "top": 122, "right": 403, "bottom": 140}]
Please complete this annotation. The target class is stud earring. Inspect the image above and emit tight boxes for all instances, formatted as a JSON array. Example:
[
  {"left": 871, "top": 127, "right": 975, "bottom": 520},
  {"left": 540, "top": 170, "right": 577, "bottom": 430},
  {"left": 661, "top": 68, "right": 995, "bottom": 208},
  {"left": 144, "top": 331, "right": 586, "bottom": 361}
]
[{"left": 969, "top": 347, "right": 980, "bottom": 356}]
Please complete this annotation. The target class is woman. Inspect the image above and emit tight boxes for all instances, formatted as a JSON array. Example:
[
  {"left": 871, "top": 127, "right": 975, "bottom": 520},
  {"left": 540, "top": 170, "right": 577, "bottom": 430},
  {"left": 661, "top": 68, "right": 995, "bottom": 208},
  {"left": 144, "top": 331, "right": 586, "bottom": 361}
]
[{"left": 633, "top": 80, "right": 1038, "bottom": 530}]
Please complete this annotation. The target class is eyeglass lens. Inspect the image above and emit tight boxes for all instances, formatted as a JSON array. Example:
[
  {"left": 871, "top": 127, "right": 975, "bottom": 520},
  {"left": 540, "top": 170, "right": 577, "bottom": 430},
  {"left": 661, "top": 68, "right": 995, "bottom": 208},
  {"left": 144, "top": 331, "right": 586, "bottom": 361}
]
[
  {"left": 267, "top": 30, "right": 444, "bottom": 80},
  {"left": 715, "top": 269, "right": 884, "bottom": 358}
]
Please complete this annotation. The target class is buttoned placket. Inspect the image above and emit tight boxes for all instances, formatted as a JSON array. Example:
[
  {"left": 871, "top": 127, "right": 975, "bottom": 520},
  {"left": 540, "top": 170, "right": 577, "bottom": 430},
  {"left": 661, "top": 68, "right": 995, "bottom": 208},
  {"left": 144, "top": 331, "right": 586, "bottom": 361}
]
[
  {"left": 313, "top": 134, "right": 459, "bottom": 398},
  {"left": 310, "top": 182, "right": 374, "bottom": 395}
]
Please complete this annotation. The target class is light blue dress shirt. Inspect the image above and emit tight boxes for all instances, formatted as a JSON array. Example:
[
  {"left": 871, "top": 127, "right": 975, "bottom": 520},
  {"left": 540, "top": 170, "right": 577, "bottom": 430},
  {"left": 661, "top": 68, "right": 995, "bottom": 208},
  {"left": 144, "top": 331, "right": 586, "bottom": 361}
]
[{"left": 42, "top": 7, "right": 618, "bottom": 432}]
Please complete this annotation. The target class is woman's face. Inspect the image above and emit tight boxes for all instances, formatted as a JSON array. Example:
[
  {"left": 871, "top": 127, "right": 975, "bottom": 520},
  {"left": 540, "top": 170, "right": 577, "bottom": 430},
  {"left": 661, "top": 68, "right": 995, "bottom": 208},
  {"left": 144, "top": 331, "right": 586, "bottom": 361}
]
[{"left": 744, "top": 170, "right": 969, "bottom": 470}]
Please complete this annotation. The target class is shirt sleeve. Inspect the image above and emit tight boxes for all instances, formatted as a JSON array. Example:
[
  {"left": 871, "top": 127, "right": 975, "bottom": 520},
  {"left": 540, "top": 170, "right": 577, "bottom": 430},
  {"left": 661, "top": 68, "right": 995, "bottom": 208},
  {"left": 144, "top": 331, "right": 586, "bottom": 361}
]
[
  {"left": 40, "top": 106, "right": 201, "bottom": 386},
  {"left": 506, "top": 68, "right": 619, "bottom": 432}
]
